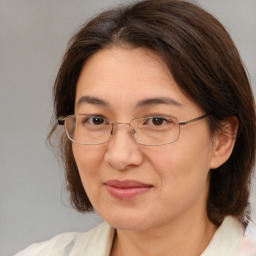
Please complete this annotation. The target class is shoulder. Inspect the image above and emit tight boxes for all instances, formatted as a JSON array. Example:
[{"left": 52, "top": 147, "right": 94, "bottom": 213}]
[
  {"left": 239, "top": 219, "right": 256, "bottom": 255},
  {"left": 14, "top": 222, "right": 114, "bottom": 256}
]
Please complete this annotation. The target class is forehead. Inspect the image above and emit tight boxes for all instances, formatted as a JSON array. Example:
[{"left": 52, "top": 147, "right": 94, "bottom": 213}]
[
  {"left": 75, "top": 47, "right": 201, "bottom": 115},
  {"left": 77, "top": 47, "right": 174, "bottom": 87}
]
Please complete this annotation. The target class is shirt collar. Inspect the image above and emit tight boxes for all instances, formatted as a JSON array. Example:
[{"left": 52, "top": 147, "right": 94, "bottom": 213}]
[
  {"left": 201, "top": 216, "right": 244, "bottom": 256},
  {"left": 73, "top": 216, "right": 244, "bottom": 256}
]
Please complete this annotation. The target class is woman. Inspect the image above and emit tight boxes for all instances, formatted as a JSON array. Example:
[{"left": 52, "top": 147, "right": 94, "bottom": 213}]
[{"left": 16, "top": 0, "right": 256, "bottom": 255}]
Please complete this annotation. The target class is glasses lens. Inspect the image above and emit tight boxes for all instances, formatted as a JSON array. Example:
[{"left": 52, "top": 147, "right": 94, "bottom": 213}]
[
  {"left": 64, "top": 115, "right": 112, "bottom": 145},
  {"left": 130, "top": 116, "right": 180, "bottom": 145}
]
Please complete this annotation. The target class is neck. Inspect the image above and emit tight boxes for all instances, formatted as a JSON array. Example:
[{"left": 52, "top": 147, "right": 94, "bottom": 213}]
[{"left": 111, "top": 213, "right": 217, "bottom": 256}]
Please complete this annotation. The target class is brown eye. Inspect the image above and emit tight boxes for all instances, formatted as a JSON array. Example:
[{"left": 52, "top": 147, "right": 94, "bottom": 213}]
[
  {"left": 82, "top": 116, "right": 107, "bottom": 126},
  {"left": 142, "top": 116, "right": 170, "bottom": 127},
  {"left": 151, "top": 117, "right": 165, "bottom": 126},
  {"left": 91, "top": 116, "right": 105, "bottom": 125}
]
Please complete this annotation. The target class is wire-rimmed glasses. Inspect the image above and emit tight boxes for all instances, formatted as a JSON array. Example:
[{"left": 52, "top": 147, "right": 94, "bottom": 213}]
[{"left": 58, "top": 114, "right": 208, "bottom": 146}]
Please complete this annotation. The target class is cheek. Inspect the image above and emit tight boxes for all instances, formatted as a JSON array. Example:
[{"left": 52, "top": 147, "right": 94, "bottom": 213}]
[
  {"left": 145, "top": 132, "right": 213, "bottom": 195},
  {"left": 72, "top": 144, "right": 105, "bottom": 186},
  {"left": 148, "top": 142, "right": 211, "bottom": 178},
  {"left": 146, "top": 146, "right": 211, "bottom": 216}
]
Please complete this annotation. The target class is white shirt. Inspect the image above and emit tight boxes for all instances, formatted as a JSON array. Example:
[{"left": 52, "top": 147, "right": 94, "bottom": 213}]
[{"left": 15, "top": 216, "right": 256, "bottom": 256}]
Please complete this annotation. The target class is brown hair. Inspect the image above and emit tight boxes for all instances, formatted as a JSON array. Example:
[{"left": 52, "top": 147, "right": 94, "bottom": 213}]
[{"left": 49, "top": 0, "right": 256, "bottom": 225}]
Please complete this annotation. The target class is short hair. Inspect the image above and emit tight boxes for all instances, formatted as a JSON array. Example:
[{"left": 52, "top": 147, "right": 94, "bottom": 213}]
[{"left": 49, "top": 0, "right": 256, "bottom": 225}]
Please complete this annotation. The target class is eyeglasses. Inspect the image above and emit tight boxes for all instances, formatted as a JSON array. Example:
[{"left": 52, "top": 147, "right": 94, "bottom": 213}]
[{"left": 58, "top": 114, "right": 208, "bottom": 146}]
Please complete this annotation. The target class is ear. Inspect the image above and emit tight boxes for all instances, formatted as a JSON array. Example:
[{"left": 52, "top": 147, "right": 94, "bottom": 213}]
[{"left": 210, "top": 116, "right": 239, "bottom": 169}]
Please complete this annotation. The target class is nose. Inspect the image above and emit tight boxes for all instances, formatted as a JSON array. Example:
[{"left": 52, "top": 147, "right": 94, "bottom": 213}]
[{"left": 104, "top": 123, "right": 143, "bottom": 170}]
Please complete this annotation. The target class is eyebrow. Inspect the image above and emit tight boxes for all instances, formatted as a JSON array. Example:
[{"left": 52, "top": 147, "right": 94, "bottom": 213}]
[
  {"left": 76, "top": 95, "right": 183, "bottom": 109},
  {"left": 136, "top": 97, "right": 183, "bottom": 108},
  {"left": 76, "top": 96, "right": 110, "bottom": 108}
]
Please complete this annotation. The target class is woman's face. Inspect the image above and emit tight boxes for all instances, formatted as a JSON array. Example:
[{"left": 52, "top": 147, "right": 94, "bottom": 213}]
[{"left": 73, "top": 47, "right": 217, "bottom": 231}]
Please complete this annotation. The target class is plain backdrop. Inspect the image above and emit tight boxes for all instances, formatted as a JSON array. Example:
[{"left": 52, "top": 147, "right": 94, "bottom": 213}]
[{"left": 0, "top": 0, "right": 255, "bottom": 255}]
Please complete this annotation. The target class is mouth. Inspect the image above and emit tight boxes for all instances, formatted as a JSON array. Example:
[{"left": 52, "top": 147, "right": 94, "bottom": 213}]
[{"left": 104, "top": 180, "right": 153, "bottom": 200}]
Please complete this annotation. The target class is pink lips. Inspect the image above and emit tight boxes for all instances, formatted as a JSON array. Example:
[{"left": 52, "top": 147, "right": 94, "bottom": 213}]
[{"left": 104, "top": 180, "right": 153, "bottom": 200}]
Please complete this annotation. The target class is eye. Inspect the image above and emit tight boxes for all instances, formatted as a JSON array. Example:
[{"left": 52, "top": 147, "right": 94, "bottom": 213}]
[
  {"left": 143, "top": 116, "right": 170, "bottom": 126},
  {"left": 87, "top": 116, "right": 106, "bottom": 125},
  {"left": 80, "top": 115, "right": 109, "bottom": 126},
  {"left": 151, "top": 117, "right": 166, "bottom": 126}
]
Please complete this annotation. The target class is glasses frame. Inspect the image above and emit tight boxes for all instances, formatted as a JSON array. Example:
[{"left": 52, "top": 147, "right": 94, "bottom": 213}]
[{"left": 58, "top": 114, "right": 209, "bottom": 146}]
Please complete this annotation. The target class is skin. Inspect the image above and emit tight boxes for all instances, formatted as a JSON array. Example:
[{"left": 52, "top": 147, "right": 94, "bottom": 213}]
[{"left": 72, "top": 47, "right": 236, "bottom": 256}]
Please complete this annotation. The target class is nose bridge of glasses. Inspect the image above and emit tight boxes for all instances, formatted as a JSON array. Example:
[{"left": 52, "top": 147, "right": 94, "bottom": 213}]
[{"left": 111, "top": 122, "right": 136, "bottom": 136}]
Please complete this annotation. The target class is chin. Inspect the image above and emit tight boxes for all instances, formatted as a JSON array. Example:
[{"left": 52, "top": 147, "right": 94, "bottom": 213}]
[
  {"left": 99, "top": 210, "right": 150, "bottom": 231},
  {"left": 108, "top": 220, "right": 148, "bottom": 231}
]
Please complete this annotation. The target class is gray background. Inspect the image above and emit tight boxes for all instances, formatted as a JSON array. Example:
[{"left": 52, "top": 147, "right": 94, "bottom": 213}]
[{"left": 0, "top": 0, "right": 255, "bottom": 255}]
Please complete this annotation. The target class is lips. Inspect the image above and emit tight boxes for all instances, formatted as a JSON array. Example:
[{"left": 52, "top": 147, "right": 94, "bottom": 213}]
[{"left": 104, "top": 180, "right": 153, "bottom": 200}]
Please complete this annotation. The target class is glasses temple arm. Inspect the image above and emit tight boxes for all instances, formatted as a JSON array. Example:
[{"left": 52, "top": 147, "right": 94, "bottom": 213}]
[{"left": 179, "top": 114, "right": 209, "bottom": 126}]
